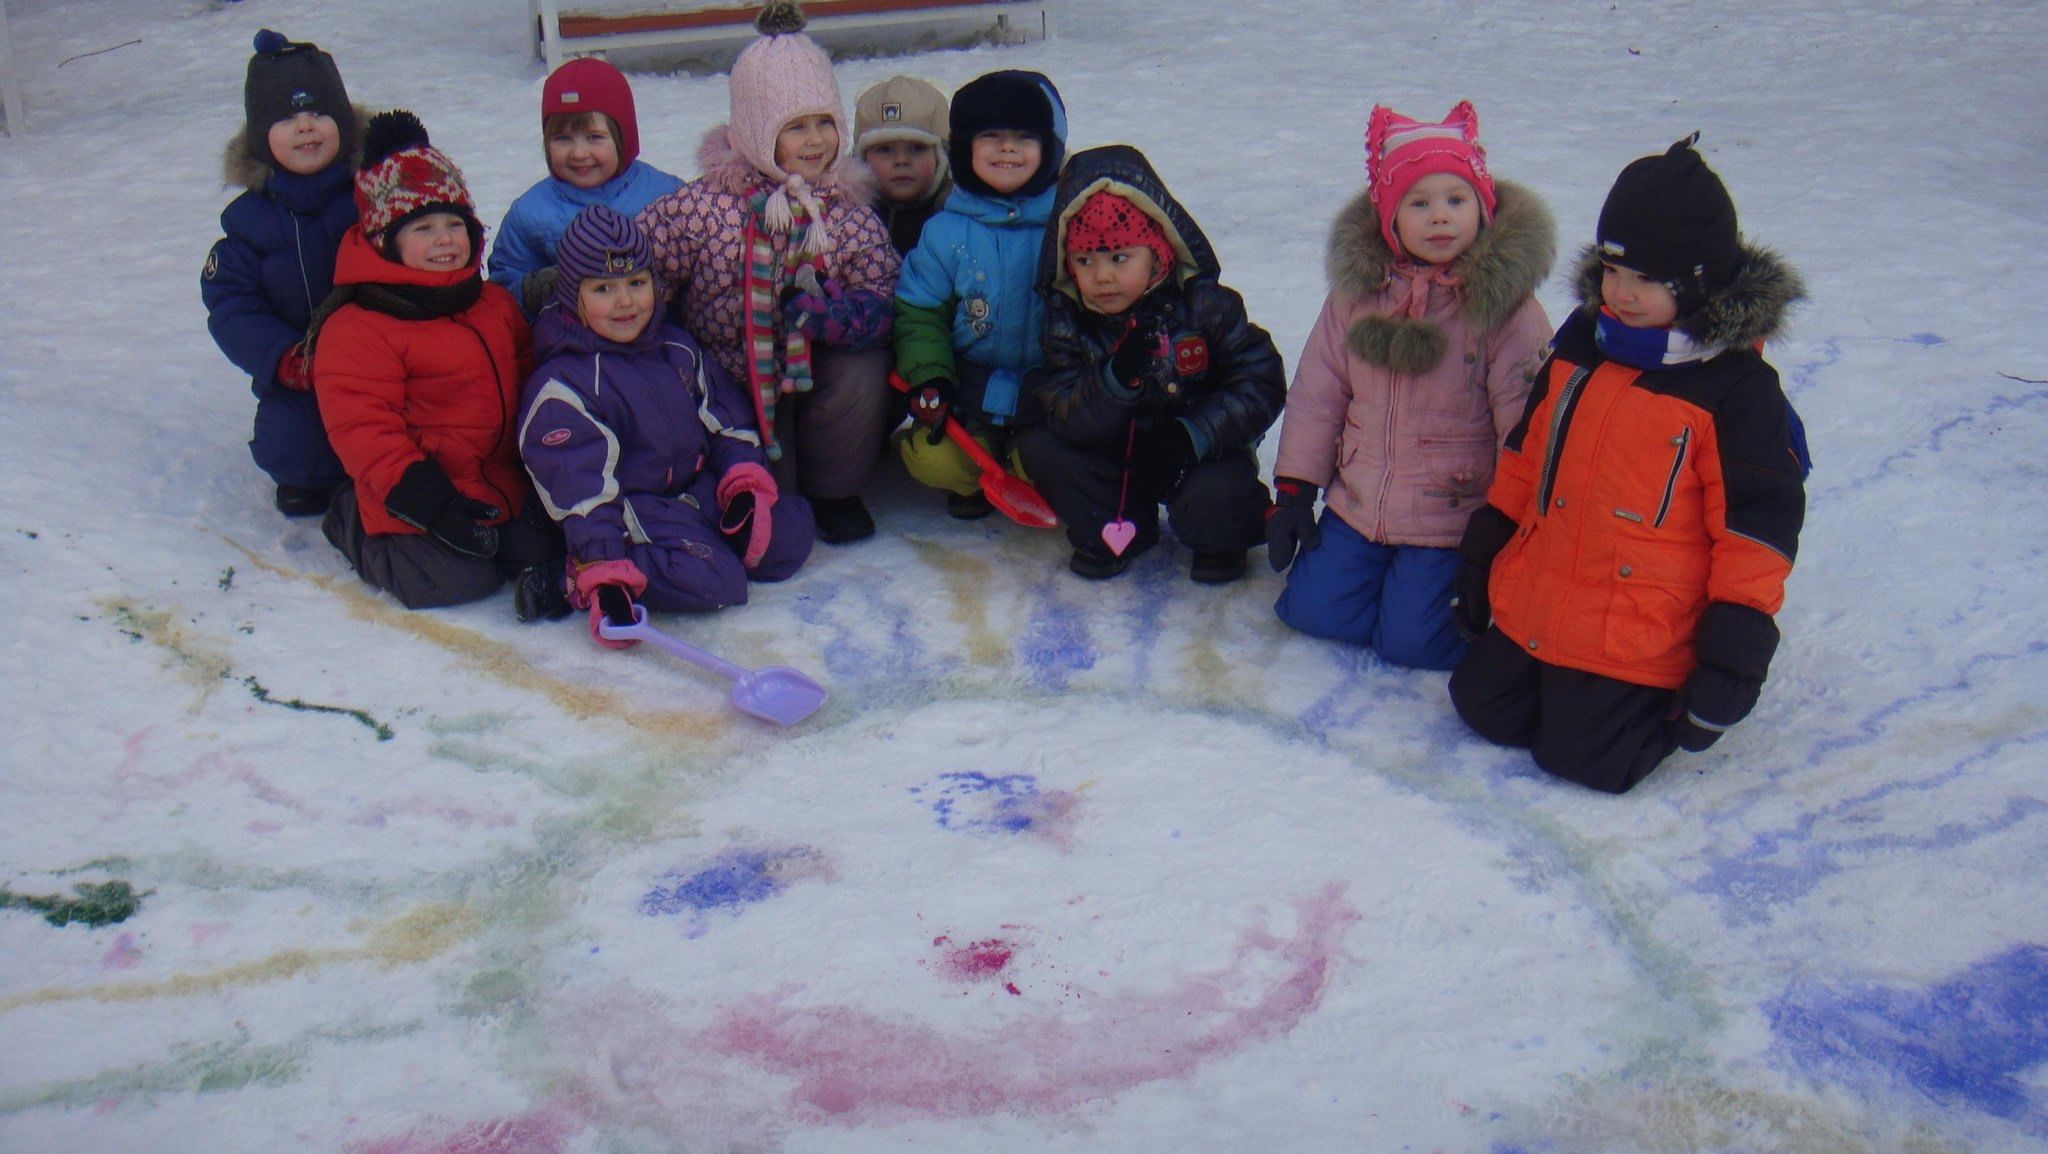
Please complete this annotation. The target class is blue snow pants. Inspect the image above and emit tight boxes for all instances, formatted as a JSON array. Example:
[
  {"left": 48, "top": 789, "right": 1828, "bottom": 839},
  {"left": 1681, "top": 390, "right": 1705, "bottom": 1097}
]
[
  {"left": 251, "top": 384, "right": 346, "bottom": 491},
  {"left": 1272, "top": 511, "right": 1466, "bottom": 671}
]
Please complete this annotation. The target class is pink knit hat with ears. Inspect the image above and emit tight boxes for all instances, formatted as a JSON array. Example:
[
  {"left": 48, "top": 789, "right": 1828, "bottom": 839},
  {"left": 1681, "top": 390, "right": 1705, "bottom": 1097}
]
[
  {"left": 1366, "top": 100, "right": 1497, "bottom": 256},
  {"left": 726, "top": 1, "right": 843, "bottom": 182}
]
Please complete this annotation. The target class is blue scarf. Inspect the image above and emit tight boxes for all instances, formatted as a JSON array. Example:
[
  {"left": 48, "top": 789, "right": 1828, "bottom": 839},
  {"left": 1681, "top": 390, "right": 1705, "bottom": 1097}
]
[{"left": 1593, "top": 307, "right": 1715, "bottom": 370}]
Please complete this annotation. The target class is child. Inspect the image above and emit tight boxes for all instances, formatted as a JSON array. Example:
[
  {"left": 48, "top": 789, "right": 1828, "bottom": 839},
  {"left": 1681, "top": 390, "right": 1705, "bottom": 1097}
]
[
  {"left": 520, "top": 206, "right": 815, "bottom": 646},
  {"left": 201, "top": 30, "right": 361, "bottom": 517},
  {"left": 1266, "top": 102, "right": 1556, "bottom": 668},
  {"left": 489, "top": 58, "right": 683, "bottom": 317},
  {"left": 311, "top": 111, "right": 567, "bottom": 620},
  {"left": 1447, "top": 134, "right": 1807, "bottom": 794},
  {"left": 1018, "top": 145, "right": 1285, "bottom": 583},
  {"left": 853, "top": 75, "right": 950, "bottom": 256},
  {"left": 635, "top": 1, "right": 900, "bottom": 545},
  {"left": 892, "top": 70, "right": 1068, "bottom": 520}
]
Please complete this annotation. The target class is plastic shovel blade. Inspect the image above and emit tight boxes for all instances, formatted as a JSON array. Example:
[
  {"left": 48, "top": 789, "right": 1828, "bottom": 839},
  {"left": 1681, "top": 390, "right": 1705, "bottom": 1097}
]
[
  {"left": 889, "top": 372, "right": 1059, "bottom": 530},
  {"left": 597, "top": 606, "right": 828, "bottom": 726}
]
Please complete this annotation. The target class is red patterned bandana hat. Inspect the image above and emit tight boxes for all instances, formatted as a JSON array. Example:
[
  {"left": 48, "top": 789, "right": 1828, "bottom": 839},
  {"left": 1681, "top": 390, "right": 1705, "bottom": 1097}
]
[
  {"left": 354, "top": 110, "right": 480, "bottom": 257},
  {"left": 1366, "top": 100, "right": 1497, "bottom": 256},
  {"left": 1065, "top": 190, "right": 1176, "bottom": 287}
]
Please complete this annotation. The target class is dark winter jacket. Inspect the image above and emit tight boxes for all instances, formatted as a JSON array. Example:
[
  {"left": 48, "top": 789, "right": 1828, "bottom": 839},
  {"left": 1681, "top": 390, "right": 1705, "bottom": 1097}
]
[
  {"left": 877, "top": 189, "right": 946, "bottom": 258},
  {"left": 201, "top": 123, "right": 363, "bottom": 394},
  {"left": 1034, "top": 145, "right": 1286, "bottom": 462},
  {"left": 519, "top": 307, "right": 768, "bottom": 563},
  {"left": 313, "top": 228, "right": 533, "bottom": 537},
  {"left": 1468, "top": 243, "right": 1807, "bottom": 691}
]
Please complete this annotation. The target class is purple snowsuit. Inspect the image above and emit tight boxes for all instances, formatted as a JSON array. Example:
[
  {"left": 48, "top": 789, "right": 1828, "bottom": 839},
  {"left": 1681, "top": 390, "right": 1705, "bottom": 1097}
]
[{"left": 519, "top": 307, "right": 814, "bottom": 612}]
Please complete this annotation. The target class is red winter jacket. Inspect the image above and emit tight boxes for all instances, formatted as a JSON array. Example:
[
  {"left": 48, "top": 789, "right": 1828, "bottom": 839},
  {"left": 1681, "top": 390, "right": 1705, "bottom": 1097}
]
[{"left": 314, "top": 227, "right": 532, "bottom": 537}]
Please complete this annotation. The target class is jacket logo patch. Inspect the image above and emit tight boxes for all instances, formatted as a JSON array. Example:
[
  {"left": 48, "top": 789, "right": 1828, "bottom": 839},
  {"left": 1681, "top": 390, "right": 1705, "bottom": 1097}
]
[
  {"left": 1172, "top": 333, "right": 1209, "bottom": 376},
  {"left": 542, "top": 428, "right": 572, "bottom": 447},
  {"left": 963, "top": 295, "right": 993, "bottom": 338},
  {"left": 202, "top": 248, "right": 219, "bottom": 280},
  {"left": 882, "top": 102, "right": 902, "bottom": 122}
]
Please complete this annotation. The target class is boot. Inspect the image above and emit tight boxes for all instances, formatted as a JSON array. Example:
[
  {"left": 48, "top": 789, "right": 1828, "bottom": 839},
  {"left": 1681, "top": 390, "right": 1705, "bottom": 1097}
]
[{"left": 812, "top": 495, "right": 875, "bottom": 544}]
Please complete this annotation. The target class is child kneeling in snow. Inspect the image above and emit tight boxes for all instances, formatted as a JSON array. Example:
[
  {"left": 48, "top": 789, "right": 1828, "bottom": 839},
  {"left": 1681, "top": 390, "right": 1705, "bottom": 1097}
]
[
  {"left": 520, "top": 206, "right": 814, "bottom": 646},
  {"left": 1448, "top": 135, "right": 1807, "bottom": 793},
  {"left": 1017, "top": 145, "right": 1286, "bottom": 583},
  {"left": 313, "top": 111, "right": 568, "bottom": 620}
]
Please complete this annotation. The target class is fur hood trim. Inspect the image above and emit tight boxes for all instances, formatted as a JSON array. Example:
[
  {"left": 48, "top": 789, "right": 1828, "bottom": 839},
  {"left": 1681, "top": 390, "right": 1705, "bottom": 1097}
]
[
  {"left": 1327, "top": 177, "right": 1554, "bottom": 373},
  {"left": 694, "top": 123, "right": 878, "bottom": 205},
  {"left": 221, "top": 103, "right": 372, "bottom": 191},
  {"left": 1570, "top": 241, "right": 1806, "bottom": 348}
]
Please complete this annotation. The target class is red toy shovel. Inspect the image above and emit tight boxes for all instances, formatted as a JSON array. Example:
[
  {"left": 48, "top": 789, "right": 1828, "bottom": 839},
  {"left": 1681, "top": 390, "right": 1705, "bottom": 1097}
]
[{"left": 889, "top": 373, "right": 1058, "bottom": 529}]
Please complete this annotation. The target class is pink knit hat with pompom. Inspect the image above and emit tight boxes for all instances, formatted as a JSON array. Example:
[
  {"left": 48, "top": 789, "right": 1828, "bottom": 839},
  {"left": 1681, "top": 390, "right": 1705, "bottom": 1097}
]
[
  {"left": 726, "top": 1, "right": 843, "bottom": 183},
  {"left": 1366, "top": 100, "right": 1497, "bottom": 257}
]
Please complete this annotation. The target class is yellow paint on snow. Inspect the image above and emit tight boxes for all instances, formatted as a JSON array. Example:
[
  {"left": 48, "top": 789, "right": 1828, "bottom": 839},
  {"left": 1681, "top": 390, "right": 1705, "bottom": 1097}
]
[
  {"left": 0, "top": 903, "right": 479, "bottom": 1013},
  {"left": 908, "top": 538, "right": 1009, "bottom": 667}
]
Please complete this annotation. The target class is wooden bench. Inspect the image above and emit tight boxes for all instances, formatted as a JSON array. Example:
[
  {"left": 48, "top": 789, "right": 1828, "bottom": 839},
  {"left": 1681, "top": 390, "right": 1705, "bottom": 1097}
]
[{"left": 530, "top": 0, "right": 1057, "bottom": 71}]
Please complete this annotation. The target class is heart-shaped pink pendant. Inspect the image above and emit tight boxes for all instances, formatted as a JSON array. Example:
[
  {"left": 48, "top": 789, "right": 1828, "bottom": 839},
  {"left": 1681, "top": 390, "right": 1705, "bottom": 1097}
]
[{"left": 1100, "top": 519, "right": 1138, "bottom": 556}]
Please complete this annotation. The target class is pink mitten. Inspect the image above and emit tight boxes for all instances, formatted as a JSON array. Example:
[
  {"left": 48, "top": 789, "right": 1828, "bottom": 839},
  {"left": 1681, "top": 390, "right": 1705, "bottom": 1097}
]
[
  {"left": 716, "top": 462, "right": 779, "bottom": 569},
  {"left": 571, "top": 558, "right": 648, "bottom": 650}
]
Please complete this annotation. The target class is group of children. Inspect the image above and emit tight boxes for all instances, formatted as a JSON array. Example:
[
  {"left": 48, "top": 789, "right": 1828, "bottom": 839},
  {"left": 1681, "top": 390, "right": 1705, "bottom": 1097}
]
[{"left": 201, "top": 4, "right": 1807, "bottom": 794}]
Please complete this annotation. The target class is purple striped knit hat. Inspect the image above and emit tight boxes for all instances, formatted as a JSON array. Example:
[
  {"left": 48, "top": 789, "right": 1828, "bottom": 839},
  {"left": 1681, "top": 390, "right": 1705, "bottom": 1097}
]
[{"left": 554, "top": 205, "right": 656, "bottom": 310}]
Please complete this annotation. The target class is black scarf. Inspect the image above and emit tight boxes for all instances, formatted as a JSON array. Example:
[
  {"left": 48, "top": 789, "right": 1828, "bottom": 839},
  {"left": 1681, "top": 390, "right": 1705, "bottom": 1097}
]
[{"left": 304, "top": 274, "right": 483, "bottom": 358}]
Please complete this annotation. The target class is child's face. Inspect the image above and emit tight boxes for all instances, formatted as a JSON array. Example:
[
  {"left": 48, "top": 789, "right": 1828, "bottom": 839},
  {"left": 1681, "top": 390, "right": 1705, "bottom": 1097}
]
[
  {"left": 864, "top": 140, "right": 938, "bottom": 204},
  {"left": 548, "top": 120, "right": 621, "bottom": 190},
  {"left": 577, "top": 271, "right": 657, "bottom": 343},
  {"left": 1068, "top": 246, "right": 1157, "bottom": 316},
  {"left": 392, "top": 212, "right": 473, "bottom": 273},
  {"left": 1392, "top": 172, "right": 1482, "bottom": 266},
  {"left": 971, "top": 130, "right": 1041, "bottom": 196},
  {"left": 267, "top": 112, "right": 342, "bottom": 176},
  {"left": 1600, "top": 261, "right": 1680, "bottom": 328},
  {"left": 775, "top": 114, "right": 840, "bottom": 183}
]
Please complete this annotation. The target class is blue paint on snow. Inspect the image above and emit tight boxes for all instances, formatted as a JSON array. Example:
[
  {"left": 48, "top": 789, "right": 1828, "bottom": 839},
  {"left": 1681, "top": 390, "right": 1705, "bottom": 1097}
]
[
  {"left": 1768, "top": 944, "right": 2048, "bottom": 1127},
  {"left": 1020, "top": 597, "right": 1096, "bottom": 690},
  {"left": 639, "top": 846, "right": 820, "bottom": 919},
  {"left": 911, "top": 771, "right": 1060, "bottom": 835}
]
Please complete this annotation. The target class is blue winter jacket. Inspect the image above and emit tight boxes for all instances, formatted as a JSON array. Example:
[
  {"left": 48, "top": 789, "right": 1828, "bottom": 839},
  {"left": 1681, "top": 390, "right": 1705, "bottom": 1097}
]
[
  {"left": 488, "top": 161, "right": 683, "bottom": 309},
  {"left": 894, "top": 183, "right": 1056, "bottom": 380},
  {"left": 202, "top": 162, "right": 357, "bottom": 395},
  {"left": 519, "top": 305, "right": 766, "bottom": 563}
]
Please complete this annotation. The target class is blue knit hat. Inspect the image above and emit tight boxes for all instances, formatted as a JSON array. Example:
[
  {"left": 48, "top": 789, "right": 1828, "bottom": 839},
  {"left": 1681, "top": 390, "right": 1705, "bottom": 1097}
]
[{"left": 554, "top": 205, "right": 656, "bottom": 310}]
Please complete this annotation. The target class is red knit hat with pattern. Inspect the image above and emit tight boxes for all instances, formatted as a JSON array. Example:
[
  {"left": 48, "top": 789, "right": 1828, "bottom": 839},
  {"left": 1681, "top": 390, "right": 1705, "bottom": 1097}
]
[
  {"left": 354, "top": 110, "right": 478, "bottom": 251},
  {"left": 1366, "top": 100, "right": 1497, "bottom": 256},
  {"left": 1065, "top": 190, "right": 1175, "bottom": 279},
  {"left": 543, "top": 57, "right": 640, "bottom": 168}
]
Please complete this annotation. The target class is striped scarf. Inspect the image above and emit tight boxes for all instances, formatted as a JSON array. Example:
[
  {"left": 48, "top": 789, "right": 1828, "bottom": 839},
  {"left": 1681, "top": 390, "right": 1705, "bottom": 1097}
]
[{"left": 741, "top": 175, "right": 830, "bottom": 460}]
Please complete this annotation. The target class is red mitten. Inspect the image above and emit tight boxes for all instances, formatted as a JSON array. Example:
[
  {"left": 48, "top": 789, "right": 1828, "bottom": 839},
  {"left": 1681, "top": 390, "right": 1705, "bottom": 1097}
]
[
  {"left": 276, "top": 342, "right": 313, "bottom": 392},
  {"left": 715, "top": 462, "right": 778, "bottom": 568}
]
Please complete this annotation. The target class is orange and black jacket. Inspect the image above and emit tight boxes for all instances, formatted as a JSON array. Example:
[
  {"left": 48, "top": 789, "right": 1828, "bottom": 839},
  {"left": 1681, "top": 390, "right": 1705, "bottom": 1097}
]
[{"left": 1461, "top": 245, "right": 1807, "bottom": 692}]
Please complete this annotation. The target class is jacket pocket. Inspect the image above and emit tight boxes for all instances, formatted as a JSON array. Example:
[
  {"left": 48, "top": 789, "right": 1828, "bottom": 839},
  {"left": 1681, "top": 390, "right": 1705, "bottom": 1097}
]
[{"left": 1652, "top": 428, "right": 1692, "bottom": 528}]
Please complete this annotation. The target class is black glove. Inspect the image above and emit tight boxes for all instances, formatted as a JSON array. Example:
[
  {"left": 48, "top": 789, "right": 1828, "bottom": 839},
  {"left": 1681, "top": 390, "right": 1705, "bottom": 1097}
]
[
  {"left": 520, "top": 267, "right": 559, "bottom": 317},
  {"left": 384, "top": 459, "right": 501, "bottom": 559},
  {"left": 1264, "top": 478, "right": 1321, "bottom": 571},
  {"left": 1675, "top": 602, "right": 1779, "bottom": 751},
  {"left": 908, "top": 380, "right": 953, "bottom": 446},
  {"left": 718, "top": 490, "right": 757, "bottom": 555},
  {"left": 1133, "top": 421, "right": 1198, "bottom": 498},
  {"left": 1451, "top": 560, "right": 1492, "bottom": 641},
  {"left": 1108, "top": 312, "right": 1169, "bottom": 389}
]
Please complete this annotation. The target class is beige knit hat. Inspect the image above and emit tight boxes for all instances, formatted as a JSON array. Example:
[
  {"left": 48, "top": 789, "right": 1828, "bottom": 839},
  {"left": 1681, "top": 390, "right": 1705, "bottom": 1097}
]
[{"left": 855, "top": 75, "right": 948, "bottom": 154}]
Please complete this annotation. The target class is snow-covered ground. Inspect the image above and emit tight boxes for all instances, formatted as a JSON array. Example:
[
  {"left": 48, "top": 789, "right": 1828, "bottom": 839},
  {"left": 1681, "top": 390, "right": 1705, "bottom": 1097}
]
[{"left": 3, "top": 1, "right": 2047, "bottom": 1150}]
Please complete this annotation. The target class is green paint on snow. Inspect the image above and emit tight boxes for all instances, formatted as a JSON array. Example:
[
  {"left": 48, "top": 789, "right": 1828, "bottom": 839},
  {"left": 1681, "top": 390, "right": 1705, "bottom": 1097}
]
[
  {"left": 0, "top": 880, "right": 147, "bottom": 927},
  {"left": 242, "top": 675, "right": 394, "bottom": 741}
]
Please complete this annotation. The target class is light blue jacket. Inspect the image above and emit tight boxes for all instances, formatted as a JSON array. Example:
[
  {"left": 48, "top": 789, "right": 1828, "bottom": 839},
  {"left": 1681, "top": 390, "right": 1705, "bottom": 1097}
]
[
  {"left": 893, "top": 183, "right": 1057, "bottom": 377},
  {"left": 487, "top": 160, "right": 683, "bottom": 309}
]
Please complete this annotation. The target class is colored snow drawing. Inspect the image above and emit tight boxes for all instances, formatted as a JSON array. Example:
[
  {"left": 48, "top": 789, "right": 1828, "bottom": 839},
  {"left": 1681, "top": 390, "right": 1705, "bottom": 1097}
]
[
  {"left": 639, "top": 847, "right": 831, "bottom": 933},
  {"left": 910, "top": 772, "right": 1080, "bottom": 845},
  {"left": 706, "top": 886, "right": 1357, "bottom": 1124},
  {"left": 1769, "top": 944, "right": 2048, "bottom": 1127}
]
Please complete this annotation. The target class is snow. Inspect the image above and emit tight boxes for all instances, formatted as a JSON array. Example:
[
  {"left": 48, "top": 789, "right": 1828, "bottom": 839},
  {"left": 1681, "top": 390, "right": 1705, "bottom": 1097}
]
[{"left": 3, "top": 0, "right": 2048, "bottom": 1151}]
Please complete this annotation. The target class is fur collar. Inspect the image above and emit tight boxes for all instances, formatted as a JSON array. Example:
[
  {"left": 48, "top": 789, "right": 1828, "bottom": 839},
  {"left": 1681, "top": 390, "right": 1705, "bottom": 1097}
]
[
  {"left": 1570, "top": 242, "right": 1806, "bottom": 349},
  {"left": 693, "top": 124, "right": 878, "bottom": 205},
  {"left": 1326, "top": 178, "right": 1556, "bottom": 373},
  {"left": 221, "top": 104, "right": 371, "bottom": 192}
]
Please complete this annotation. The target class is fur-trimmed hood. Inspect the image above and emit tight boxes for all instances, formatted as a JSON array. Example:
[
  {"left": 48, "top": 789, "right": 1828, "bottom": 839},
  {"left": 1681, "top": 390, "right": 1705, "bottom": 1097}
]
[
  {"left": 1569, "top": 241, "right": 1805, "bottom": 349},
  {"left": 693, "top": 123, "right": 878, "bottom": 205},
  {"left": 221, "top": 103, "right": 371, "bottom": 192},
  {"left": 1326, "top": 177, "right": 1555, "bottom": 374}
]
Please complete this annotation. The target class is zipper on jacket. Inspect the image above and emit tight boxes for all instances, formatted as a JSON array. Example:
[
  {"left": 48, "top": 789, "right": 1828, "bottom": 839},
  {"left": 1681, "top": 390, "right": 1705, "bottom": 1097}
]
[
  {"left": 1534, "top": 366, "right": 1594, "bottom": 516},
  {"left": 292, "top": 216, "right": 315, "bottom": 317},
  {"left": 462, "top": 315, "right": 519, "bottom": 518},
  {"left": 1652, "top": 428, "right": 1691, "bottom": 527},
  {"left": 1375, "top": 372, "right": 1399, "bottom": 539}
]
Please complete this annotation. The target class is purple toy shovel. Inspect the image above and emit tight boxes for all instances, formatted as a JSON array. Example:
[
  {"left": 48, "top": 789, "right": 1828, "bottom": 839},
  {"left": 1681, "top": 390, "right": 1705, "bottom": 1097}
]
[{"left": 597, "top": 604, "right": 827, "bottom": 727}]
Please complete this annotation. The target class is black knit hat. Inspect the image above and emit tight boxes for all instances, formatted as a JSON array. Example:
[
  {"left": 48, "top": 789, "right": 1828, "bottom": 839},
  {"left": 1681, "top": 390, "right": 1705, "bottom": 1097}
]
[
  {"left": 948, "top": 70, "right": 1066, "bottom": 199},
  {"left": 1596, "top": 133, "right": 1741, "bottom": 316},
  {"left": 244, "top": 29, "right": 356, "bottom": 168}
]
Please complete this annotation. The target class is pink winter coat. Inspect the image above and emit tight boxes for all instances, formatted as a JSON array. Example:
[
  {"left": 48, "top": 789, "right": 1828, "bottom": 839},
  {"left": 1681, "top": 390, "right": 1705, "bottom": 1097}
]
[
  {"left": 633, "top": 127, "right": 901, "bottom": 385},
  {"left": 1273, "top": 179, "right": 1556, "bottom": 548}
]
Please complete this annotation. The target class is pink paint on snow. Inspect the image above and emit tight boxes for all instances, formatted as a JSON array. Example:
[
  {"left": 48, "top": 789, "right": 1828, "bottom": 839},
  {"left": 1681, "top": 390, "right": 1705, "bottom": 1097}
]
[
  {"left": 934, "top": 937, "right": 1016, "bottom": 982},
  {"left": 705, "top": 884, "right": 1358, "bottom": 1124},
  {"left": 99, "top": 932, "right": 143, "bottom": 970}
]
